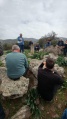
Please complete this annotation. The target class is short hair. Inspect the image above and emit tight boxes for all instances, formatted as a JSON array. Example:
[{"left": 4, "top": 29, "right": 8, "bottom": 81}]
[
  {"left": 12, "top": 45, "right": 20, "bottom": 51},
  {"left": 46, "top": 58, "right": 54, "bottom": 69}
]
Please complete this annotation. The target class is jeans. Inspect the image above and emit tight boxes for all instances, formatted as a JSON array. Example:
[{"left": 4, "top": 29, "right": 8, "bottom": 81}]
[
  {"left": 64, "top": 48, "right": 67, "bottom": 56},
  {"left": 19, "top": 45, "right": 24, "bottom": 52},
  {"left": 0, "top": 103, "right": 5, "bottom": 119}
]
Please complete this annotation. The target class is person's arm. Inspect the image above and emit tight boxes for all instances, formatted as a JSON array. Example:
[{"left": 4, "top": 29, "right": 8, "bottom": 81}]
[
  {"left": 38, "top": 62, "right": 44, "bottom": 69},
  {"left": 17, "top": 37, "right": 20, "bottom": 41},
  {"left": 24, "top": 55, "right": 28, "bottom": 69},
  {"left": 22, "top": 38, "right": 24, "bottom": 45},
  {"left": 54, "top": 73, "right": 64, "bottom": 85}
]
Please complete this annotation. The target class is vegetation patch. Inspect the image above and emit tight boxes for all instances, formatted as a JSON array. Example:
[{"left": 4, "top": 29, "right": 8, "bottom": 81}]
[
  {"left": 56, "top": 56, "right": 67, "bottom": 66},
  {"left": 0, "top": 60, "right": 4, "bottom": 66},
  {"left": 30, "top": 51, "right": 49, "bottom": 60},
  {"left": 27, "top": 88, "right": 41, "bottom": 119}
]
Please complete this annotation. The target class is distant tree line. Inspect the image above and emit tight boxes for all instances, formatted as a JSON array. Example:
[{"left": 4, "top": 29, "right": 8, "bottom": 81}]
[
  {"left": 38, "top": 31, "right": 58, "bottom": 48},
  {"left": 2, "top": 31, "right": 59, "bottom": 50},
  {"left": 3, "top": 41, "right": 30, "bottom": 50}
]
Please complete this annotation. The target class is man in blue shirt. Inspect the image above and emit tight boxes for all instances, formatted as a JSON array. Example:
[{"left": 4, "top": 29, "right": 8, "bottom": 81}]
[
  {"left": 17, "top": 33, "right": 24, "bottom": 52},
  {"left": 6, "top": 45, "right": 28, "bottom": 80}
]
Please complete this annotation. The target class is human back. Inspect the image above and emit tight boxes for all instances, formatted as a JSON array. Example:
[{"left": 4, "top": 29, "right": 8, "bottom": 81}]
[
  {"left": 6, "top": 45, "right": 28, "bottom": 79},
  {"left": 37, "top": 58, "right": 64, "bottom": 101}
]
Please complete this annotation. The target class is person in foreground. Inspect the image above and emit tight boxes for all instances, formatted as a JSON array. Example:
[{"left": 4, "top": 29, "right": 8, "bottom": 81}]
[
  {"left": 6, "top": 45, "right": 28, "bottom": 80},
  {"left": 37, "top": 58, "right": 64, "bottom": 101},
  {"left": 0, "top": 103, "right": 5, "bottom": 119},
  {"left": 61, "top": 108, "right": 67, "bottom": 119}
]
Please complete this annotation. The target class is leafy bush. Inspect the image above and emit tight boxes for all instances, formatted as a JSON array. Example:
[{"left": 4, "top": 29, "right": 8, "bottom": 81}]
[
  {"left": 3, "top": 43, "right": 12, "bottom": 50},
  {"left": 56, "top": 56, "right": 67, "bottom": 66},
  {"left": 30, "top": 51, "right": 49, "bottom": 60},
  {"left": 51, "top": 40, "right": 57, "bottom": 46},
  {"left": 27, "top": 88, "right": 41, "bottom": 119},
  {"left": 24, "top": 41, "right": 30, "bottom": 49},
  {"left": 5, "top": 50, "right": 12, "bottom": 54},
  {"left": 61, "top": 79, "right": 67, "bottom": 90}
]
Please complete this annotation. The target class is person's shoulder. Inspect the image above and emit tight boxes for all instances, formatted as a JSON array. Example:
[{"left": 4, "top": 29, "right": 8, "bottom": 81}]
[
  {"left": 22, "top": 53, "right": 26, "bottom": 57},
  {"left": 19, "top": 53, "right": 26, "bottom": 56},
  {"left": 6, "top": 52, "right": 12, "bottom": 57}
]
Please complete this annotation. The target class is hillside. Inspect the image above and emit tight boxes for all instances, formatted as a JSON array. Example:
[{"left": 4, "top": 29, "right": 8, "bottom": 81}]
[{"left": 0, "top": 38, "right": 38, "bottom": 45}]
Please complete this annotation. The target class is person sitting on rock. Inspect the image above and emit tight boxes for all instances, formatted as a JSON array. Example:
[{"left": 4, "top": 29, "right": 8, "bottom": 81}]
[
  {"left": 45, "top": 39, "right": 51, "bottom": 48},
  {"left": 34, "top": 43, "right": 40, "bottom": 51},
  {"left": 63, "top": 40, "right": 67, "bottom": 56},
  {"left": 57, "top": 39, "right": 64, "bottom": 54},
  {"left": 5, "top": 45, "right": 28, "bottom": 80},
  {"left": 37, "top": 58, "right": 64, "bottom": 101}
]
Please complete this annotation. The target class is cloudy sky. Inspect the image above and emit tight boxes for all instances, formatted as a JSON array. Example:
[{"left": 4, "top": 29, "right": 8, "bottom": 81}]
[{"left": 0, "top": 0, "right": 67, "bottom": 39}]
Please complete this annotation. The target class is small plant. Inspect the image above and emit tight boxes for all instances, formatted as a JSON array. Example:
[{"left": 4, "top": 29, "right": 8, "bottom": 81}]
[
  {"left": 56, "top": 56, "right": 67, "bottom": 66},
  {"left": 0, "top": 60, "right": 4, "bottom": 66},
  {"left": 27, "top": 88, "right": 41, "bottom": 119},
  {"left": 30, "top": 51, "right": 49, "bottom": 60},
  {"left": 61, "top": 79, "right": 67, "bottom": 90},
  {"left": 6, "top": 50, "right": 12, "bottom": 54}
]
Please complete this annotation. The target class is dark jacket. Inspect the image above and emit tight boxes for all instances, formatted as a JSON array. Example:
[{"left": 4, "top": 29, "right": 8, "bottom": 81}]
[
  {"left": 64, "top": 43, "right": 67, "bottom": 49},
  {"left": 57, "top": 41, "right": 64, "bottom": 46},
  {"left": 37, "top": 63, "right": 64, "bottom": 101}
]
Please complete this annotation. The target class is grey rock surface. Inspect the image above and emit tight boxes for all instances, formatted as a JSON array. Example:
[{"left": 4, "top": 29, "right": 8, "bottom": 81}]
[
  {"left": 11, "top": 105, "right": 31, "bottom": 119},
  {"left": 0, "top": 67, "right": 29, "bottom": 99}
]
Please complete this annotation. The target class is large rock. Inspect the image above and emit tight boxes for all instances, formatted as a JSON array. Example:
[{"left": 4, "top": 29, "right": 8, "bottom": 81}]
[
  {"left": 29, "top": 59, "right": 43, "bottom": 72},
  {"left": 0, "top": 67, "right": 29, "bottom": 99},
  {"left": 11, "top": 105, "right": 31, "bottom": 119},
  {"left": 0, "top": 55, "right": 6, "bottom": 66},
  {"left": 43, "top": 53, "right": 58, "bottom": 61},
  {"left": 44, "top": 45, "right": 63, "bottom": 55},
  {"left": 54, "top": 64, "right": 64, "bottom": 77},
  {"left": 29, "top": 59, "right": 64, "bottom": 78}
]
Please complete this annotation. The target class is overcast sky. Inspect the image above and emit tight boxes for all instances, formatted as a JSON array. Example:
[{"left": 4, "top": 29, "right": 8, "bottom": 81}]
[{"left": 0, "top": 0, "right": 67, "bottom": 39}]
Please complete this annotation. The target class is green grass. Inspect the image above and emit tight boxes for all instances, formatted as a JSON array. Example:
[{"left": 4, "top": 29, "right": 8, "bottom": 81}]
[{"left": 0, "top": 60, "right": 4, "bottom": 66}]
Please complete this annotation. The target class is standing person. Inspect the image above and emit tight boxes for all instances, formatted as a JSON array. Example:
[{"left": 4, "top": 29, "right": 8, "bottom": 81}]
[
  {"left": 17, "top": 33, "right": 24, "bottom": 52},
  {"left": 5, "top": 45, "right": 28, "bottom": 80},
  {"left": 57, "top": 39, "right": 64, "bottom": 54},
  {"left": 29, "top": 41, "right": 33, "bottom": 48},
  {"left": 63, "top": 40, "right": 67, "bottom": 56},
  {"left": 37, "top": 58, "right": 64, "bottom": 101}
]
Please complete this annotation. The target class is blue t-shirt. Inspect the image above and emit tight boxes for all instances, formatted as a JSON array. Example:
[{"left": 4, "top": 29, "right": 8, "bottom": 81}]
[{"left": 17, "top": 36, "right": 24, "bottom": 45}]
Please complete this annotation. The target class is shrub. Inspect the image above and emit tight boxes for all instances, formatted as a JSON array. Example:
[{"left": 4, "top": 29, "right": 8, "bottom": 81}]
[
  {"left": 3, "top": 43, "right": 12, "bottom": 50},
  {"left": 30, "top": 51, "right": 49, "bottom": 60},
  {"left": 56, "top": 56, "right": 67, "bottom": 66},
  {"left": 0, "top": 61, "right": 4, "bottom": 67},
  {"left": 27, "top": 88, "right": 41, "bottom": 119}
]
